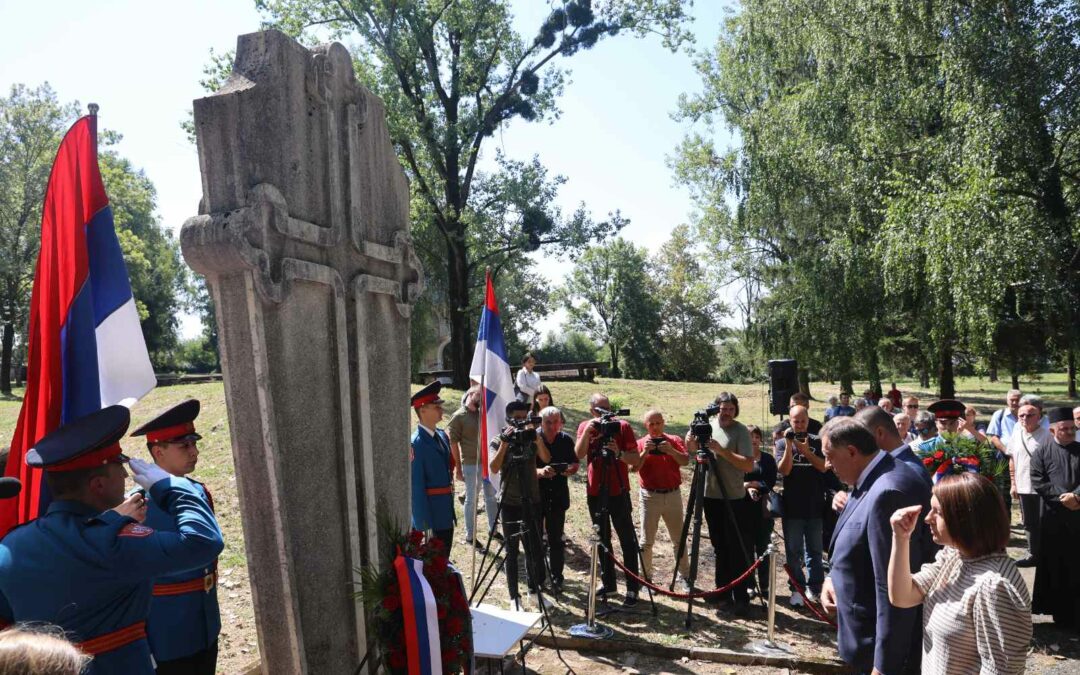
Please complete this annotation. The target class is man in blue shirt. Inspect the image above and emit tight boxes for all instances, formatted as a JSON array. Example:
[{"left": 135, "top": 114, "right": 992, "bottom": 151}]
[{"left": 824, "top": 392, "right": 856, "bottom": 421}]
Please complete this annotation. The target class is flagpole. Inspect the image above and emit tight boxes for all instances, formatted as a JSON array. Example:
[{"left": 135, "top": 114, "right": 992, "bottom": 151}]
[{"left": 469, "top": 373, "right": 483, "bottom": 592}]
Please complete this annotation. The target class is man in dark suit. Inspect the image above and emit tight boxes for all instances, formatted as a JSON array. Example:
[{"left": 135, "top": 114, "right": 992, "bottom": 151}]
[{"left": 820, "top": 417, "right": 930, "bottom": 675}]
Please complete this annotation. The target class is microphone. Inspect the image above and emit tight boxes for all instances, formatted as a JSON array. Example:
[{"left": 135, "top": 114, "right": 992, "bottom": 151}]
[{"left": 0, "top": 477, "right": 22, "bottom": 500}]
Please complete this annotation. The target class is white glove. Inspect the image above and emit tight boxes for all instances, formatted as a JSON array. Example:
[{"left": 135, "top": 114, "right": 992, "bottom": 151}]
[{"left": 129, "top": 458, "right": 170, "bottom": 490}]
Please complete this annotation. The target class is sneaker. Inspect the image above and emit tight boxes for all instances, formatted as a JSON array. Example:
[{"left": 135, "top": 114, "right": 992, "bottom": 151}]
[
  {"left": 1016, "top": 556, "right": 1037, "bottom": 568},
  {"left": 623, "top": 591, "right": 639, "bottom": 607},
  {"left": 533, "top": 594, "right": 555, "bottom": 611},
  {"left": 733, "top": 601, "right": 750, "bottom": 618},
  {"left": 597, "top": 585, "right": 617, "bottom": 599},
  {"left": 678, "top": 577, "right": 694, "bottom": 594},
  {"left": 805, "top": 589, "right": 820, "bottom": 604},
  {"left": 789, "top": 593, "right": 804, "bottom": 607}
]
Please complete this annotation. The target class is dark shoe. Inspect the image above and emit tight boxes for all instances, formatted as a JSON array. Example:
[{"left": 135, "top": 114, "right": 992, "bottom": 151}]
[
  {"left": 597, "top": 585, "right": 617, "bottom": 600},
  {"left": 732, "top": 601, "right": 750, "bottom": 618},
  {"left": 623, "top": 591, "right": 639, "bottom": 607},
  {"left": 1016, "top": 556, "right": 1037, "bottom": 567},
  {"left": 492, "top": 531, "right": 504, "bottom": 541}
]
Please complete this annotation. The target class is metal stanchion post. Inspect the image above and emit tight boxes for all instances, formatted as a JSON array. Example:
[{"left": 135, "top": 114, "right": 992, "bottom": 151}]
[
  {"left": 746, "top": 533, "right": 792, "bottom": 655},
  {"left": 570, "top": 525, "right": 613, "bottom": 639}
]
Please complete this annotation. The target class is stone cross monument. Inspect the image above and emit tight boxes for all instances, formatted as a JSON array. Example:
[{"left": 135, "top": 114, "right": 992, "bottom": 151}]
[{"left": 180, "top": 30, "right": 423, "bottom": 674}]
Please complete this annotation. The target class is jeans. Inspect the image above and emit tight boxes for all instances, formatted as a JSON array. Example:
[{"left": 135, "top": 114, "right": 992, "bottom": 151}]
[
  {"left": 501, "top": 503, "right": 545, "bottom": 599},
  {"left": 542, "top": 506, "right": 567, "bottom": 582},
  {"left": 782, "top": 517, "right": 823, "bottom": 594},
  {"left": 462, "top": 463, "right": 497, "bottom": 540}
]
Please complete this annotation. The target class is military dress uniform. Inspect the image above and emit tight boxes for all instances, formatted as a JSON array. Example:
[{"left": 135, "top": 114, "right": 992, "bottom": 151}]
[
  {"left": 130, "top": 399, "right": 221, "bottom": 675},
  {"left": 411, "top": 382, "right": 455, "bottom": 546},
  {"left": 0, "top": 406, "right": 223, "bottom": 675}
]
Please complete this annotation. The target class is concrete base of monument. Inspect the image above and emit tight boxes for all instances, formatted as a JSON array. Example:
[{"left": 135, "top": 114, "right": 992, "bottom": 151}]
[{"left": 529, "top": 632, "right": 849, "bottom": 674}]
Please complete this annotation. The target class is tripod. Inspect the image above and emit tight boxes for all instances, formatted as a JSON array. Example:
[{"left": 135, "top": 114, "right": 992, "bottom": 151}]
[
  {"left": 670, "top": 436, "right": 760, "bottom": 628},
  {"left": 469, "top": 439, "right": 575, "bottom": 674},
  {"left": 588, "top": 439, "right": 657, "bottom": 617}
]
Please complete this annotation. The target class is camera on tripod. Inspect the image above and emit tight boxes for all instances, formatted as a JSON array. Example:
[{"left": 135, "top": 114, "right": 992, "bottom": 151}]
[
  {"left": 590, "top": 407, "right": 630, "bottom": 459},
  {"left": 501, "top": 415, "right": 542, "bottom": 456},
  {"left": 690, "top": 404, "right": 721, "bottom": 456}
]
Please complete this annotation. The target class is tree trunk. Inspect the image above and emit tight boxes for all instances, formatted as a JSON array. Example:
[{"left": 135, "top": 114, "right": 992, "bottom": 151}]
[
  {"left": 446, "top": 238, "right": 472, "bottom": 388},
  {"left": 866, "top": 346, "right": 881, "bottom": 398},
  {"left": 1068, "top": 345, "right": 1077, "bottom": 399},
  {"left": 798, "top": 368, "right": 811, "bottom": 399},
  {"left": 938, "top": 345, "right": 955, "bottom": 399},
  {"left": 919, "top": 366, "right": 930, "bottom": 389},
  {"left": 988, "top": 353, "right": 998, "bottom": 382},
  {"left": 840, "top": 374, "right": 854, "bottom": 396},
  {"left": 608, "top": 342, "right": 620, "bottom": 378},
  {"left": 0, "top": 322, "right": 12, "bottom": 395}
]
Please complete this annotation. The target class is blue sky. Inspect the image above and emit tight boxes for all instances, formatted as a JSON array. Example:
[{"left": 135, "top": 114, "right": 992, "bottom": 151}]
[{"left": 0, "top": 0, "right": 735, "bottom": 339}]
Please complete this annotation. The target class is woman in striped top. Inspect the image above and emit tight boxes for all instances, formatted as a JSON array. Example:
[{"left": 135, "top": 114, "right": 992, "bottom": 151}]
[{"left": 888, "top": 472, "right": 1031, "bottom": 674}]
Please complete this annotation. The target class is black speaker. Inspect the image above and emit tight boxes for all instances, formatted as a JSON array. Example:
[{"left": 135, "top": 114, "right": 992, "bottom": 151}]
[{"left": 768, "top": 359, "right": 799, "bottom": 416}]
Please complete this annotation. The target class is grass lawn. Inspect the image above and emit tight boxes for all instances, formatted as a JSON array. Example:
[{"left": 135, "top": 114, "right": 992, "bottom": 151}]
[{"left": 0, "top": 373, "right": 1076, "bottom": 673}]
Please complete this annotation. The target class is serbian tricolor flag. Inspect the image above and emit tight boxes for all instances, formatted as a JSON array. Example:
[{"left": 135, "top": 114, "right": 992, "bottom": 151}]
[
  {"left": 0, "top": 113, "right": 156, "bottom": 535},
  {"left": 394, "top": 552, "right": 444, "bottom": 675},
  {"left": 468, "top": 272, "right": 514, "bottom": 492}
]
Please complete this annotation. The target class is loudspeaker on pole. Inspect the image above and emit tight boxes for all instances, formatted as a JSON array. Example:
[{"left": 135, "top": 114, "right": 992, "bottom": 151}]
[{"left": 767, "top": 359, "right": 798, "bottom": 416}]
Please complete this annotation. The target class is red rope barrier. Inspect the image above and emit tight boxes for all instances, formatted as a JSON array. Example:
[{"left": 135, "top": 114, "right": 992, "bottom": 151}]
[
  {"left": 601, "top": 547, "right": 766, "bottom": 600},
  {"left": 781, "top": 564, "right": 837, "bottom": 628}
]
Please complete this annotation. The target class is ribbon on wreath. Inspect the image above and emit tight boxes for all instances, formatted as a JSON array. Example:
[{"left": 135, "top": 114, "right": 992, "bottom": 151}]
[
  {"left": 933, "top": 456, "right": 980, "bottom": 484},
  {"left": 394, "top": 550, "right": 444, "bottom": 675}
]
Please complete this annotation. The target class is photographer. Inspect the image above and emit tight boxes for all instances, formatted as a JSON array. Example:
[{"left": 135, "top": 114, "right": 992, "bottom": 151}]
[
  {"left": 489, "top": 401, "right": 552, "bottom": 610},
  {"left": 535, "top": 406, "right": 579, "bottom": 591},
  {"left": 636, "top": 410, "right": 691, "bottom": 589},
  {"left": 685, "top": 392, "right": 755, "bottom": 616},
  {"left": 777, "top": 405, "right": 828, "bottom": 607},
  {"left": 575, "top": 393, "right": 643, "bottom": 606}
]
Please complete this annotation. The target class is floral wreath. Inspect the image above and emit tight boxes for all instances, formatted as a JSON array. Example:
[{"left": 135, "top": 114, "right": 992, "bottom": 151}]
[
  {"left": 917, "top": 432, "right": 1005, "bottom": 484},
  {"left": 359, "top": 525, "right": 473, "bottom": 673}
]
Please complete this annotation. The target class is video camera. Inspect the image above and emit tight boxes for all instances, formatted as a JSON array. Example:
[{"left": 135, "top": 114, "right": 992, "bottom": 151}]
[
  {"left": 501, "top": 415, "right": 542, "bottom": 456},
  {"left": 690, "top": 403, "right": 721, "bottom": 458},
  {"left": 590, "top": 407, "right": 630, "bottom": 459}
]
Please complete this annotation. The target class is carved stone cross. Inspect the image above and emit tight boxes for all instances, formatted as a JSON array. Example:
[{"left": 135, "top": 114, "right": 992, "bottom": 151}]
[{"left": 180, "top": 30, "right": 423, "bottom": 674}]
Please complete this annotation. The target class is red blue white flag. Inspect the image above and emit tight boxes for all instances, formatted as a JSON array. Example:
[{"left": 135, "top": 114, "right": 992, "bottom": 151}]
[
  {"left": 0, "top": 113, "right": 155, "bottom": 535},
  {"left": 394, "top": 553, "right": 443, "bottom": 675},
  {"left": 468, "top": 271, "right": 514, "bottom": 491}
]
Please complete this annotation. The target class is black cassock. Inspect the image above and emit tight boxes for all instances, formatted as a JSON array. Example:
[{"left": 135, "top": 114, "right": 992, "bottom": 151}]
[{"left": 1031, "top": 438, "right": 1080, "bottom": 626}]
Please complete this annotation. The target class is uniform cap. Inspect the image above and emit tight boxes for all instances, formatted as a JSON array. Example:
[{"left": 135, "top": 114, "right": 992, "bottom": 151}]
[
  {"left": 26, "top": 405, "right": 131, "bottom": 472},
  {"left": 928, "top": 399, "right": 965, "bottom": 420},
  {"left": 130, "top": 399, "right": 202, "bottom": 443},
  {"left": 411, "top": 381, "right": 445, "bottom": 409}
]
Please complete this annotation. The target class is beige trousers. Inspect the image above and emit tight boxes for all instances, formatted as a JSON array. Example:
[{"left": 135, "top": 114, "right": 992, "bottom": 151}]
[{"left": 639, "top": 487, "right": 690, "bottom": 580}]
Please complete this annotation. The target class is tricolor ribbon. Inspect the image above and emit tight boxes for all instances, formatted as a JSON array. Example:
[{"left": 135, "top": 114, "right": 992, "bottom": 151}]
[
  {"left": 394, "top": 550, "right": 443, "bottom": 675},
  {"left": 933, "top": 456, "right": 980, "bottom": 484}
]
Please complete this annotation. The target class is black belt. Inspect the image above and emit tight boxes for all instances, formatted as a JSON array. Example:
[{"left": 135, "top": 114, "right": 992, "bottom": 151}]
[{"left": 641, "top": 487, "right": 678, "bottom": 494}]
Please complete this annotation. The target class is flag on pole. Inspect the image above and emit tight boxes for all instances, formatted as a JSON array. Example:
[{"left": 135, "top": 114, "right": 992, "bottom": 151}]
[
  {"left": 0, "top": 112, "right": 156, "bottom": 536},
  {"left": 468, "top": 272, "right": 514, "bottom": 491}
]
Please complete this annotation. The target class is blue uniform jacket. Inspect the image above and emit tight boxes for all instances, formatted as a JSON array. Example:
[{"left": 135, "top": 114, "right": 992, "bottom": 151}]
[
  {"left": 828, "top": 454, "right": 929, "bottom": 675},
  {"left": 0, "top": 477, "right": 223, "bottom": 675},
  {"left": 411, "top": 427, "right": 454, "bottom": 531},
  {"left": 144, "top": 480, "right": 221, "bottom": 663}
]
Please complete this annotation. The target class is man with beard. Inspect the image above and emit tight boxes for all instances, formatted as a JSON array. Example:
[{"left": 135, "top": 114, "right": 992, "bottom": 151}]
[{"left": 1031, "top": 407, "right": 1080, "bottom": 629}]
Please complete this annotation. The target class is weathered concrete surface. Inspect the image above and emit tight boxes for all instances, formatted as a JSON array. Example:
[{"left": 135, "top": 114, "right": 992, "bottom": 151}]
[{"left": 180, "top": 29, "right": 422, "bottom": 675}]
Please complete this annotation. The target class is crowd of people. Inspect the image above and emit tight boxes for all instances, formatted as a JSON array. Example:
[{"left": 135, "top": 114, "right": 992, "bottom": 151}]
[{"left": 408, "top": 364, "right": 1080, "bottom": 674}]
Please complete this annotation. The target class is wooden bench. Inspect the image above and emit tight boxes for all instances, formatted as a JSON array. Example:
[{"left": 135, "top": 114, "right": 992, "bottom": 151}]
[{"left": 416, "top": 361, "right": 609, "bottom": 385}]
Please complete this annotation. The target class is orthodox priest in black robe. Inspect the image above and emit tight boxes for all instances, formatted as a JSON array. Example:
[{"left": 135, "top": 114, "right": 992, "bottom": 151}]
[{"left": 1031, "top": 406, "right": 1080, "bottom": 629}]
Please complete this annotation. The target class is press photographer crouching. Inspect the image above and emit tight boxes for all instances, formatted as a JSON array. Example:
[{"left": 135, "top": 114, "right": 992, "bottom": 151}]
[
  {"left": 636, "top": 410, "right": 692, "bottom": 590},
  {"left": 535, "top": 406, "right": 579, "bottom": 593},
  {"left": 685, "top": 392, "right": 755, "bottom": 616},
  {"left": 489, "top": 401, "right": 552, "bottom": 610},
  {"left": 575, "top": 393, "right": 643, "bottom": 606}
]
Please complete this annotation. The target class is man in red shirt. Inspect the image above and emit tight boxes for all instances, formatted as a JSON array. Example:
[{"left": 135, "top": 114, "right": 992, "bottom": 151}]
[
  {"left": 575, "top": 393, "right": 643, "bottom": 605},
  {"left": 636, "top": 410, "right": 691, "bottom": 590}
]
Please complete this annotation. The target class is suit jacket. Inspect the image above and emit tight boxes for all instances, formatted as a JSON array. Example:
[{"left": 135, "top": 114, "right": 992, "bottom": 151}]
[
  {"left": 829, "top": 453, "right": 930, "bottom": 674},
  {"left": 892, "top": 444, "right": 932, "bottom": 490}
]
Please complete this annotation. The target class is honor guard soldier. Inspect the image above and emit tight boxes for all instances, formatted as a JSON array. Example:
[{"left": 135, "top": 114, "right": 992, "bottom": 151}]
[
  {"left": 130, "top": 399, "right": 221, "bottom": 675},
  {"left": 0, "top": 406, "right": 223, "bottom": 675},
  {"left": 411, "top": 381, "right": 456, "bottom": 547},
  {"left": 915, "top": 399, "right": 966, "bottom": 454}
]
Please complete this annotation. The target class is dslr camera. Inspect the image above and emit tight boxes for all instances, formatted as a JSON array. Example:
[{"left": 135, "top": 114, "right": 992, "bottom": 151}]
[
  {"left": 784, "top": 429, "right": 809, "bottom": 442},
  {"left": 647, "top": 437, "right": 668, "bottom": 455}
]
